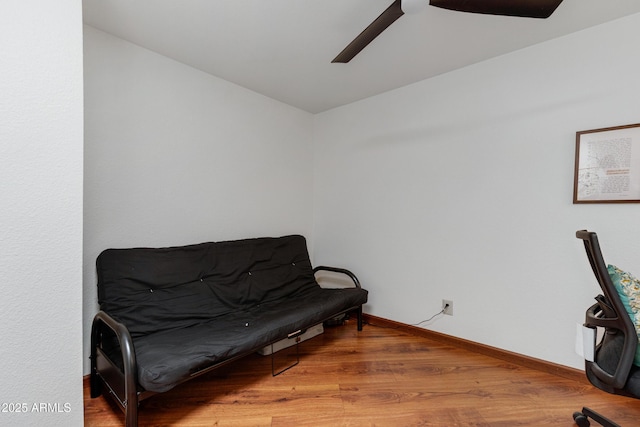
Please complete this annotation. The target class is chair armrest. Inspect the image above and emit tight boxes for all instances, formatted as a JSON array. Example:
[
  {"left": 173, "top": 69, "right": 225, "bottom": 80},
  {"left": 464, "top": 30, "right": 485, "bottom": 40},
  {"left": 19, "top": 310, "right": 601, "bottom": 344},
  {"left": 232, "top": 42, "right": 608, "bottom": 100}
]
[
  {"left": 313, "top": 265, "right": 361, "bottom": 288},
  {"left": 584, "top": 302, "right": 638, "bottom": 389}
]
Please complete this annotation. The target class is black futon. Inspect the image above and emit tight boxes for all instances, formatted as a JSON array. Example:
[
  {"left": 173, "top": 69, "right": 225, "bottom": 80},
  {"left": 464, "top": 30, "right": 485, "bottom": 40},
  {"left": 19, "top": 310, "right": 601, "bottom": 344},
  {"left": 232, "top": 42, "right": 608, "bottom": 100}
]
[{"left": 90, "top": 235, "right": 368, "bottom": 426}]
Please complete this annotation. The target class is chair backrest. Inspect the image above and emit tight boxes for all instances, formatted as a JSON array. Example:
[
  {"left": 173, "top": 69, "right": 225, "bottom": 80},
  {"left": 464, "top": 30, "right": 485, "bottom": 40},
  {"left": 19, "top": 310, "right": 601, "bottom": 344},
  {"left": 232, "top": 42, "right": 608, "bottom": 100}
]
[{"left": 576, "top": 230, "right": 638, "bottom": 393}]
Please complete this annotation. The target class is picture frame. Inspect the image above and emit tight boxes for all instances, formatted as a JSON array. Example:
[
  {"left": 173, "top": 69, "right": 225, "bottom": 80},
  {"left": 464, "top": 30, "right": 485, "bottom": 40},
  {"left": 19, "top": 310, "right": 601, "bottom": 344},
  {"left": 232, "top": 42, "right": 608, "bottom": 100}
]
[{"left": 573, "top": 123, "right": 640, "bottom": 203}]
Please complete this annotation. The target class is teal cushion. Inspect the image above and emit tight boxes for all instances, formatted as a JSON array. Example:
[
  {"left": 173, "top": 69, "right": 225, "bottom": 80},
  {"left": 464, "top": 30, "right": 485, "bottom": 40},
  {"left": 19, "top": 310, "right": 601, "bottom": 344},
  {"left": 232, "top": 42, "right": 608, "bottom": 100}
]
[{"left": 607, "top": 264, "right": 640, "bottom": 366}]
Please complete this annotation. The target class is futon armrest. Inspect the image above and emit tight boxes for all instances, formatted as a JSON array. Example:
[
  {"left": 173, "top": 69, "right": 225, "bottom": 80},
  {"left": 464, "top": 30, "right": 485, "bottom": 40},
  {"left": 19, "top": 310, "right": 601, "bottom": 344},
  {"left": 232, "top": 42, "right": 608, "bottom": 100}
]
[
  {"left": 90, "top": 310, "right": 138, "bottom": 403},
  {"left": 313, "top": 265, "right": 362, "bottom": 288}
]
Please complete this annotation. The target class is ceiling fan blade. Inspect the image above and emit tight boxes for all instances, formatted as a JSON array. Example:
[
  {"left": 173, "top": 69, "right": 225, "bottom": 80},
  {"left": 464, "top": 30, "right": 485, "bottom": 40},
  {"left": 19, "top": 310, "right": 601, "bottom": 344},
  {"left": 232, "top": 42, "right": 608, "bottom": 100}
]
[
  {"left": 429, "top": 0, "right": 563, "bottom": 19},
  {"left": 332, "top": 0, "right": 404, "bottom": 63}
]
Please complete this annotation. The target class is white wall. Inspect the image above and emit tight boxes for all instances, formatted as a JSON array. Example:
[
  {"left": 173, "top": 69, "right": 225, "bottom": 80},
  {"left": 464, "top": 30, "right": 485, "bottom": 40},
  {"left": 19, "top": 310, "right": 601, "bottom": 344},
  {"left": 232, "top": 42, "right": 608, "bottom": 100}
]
[
  {"left": 0, "top": 1, "right": 84, "bottom": 425},
  {"left": 313, "top": 13, "right": 640, "bottom": 369},
  {"left": 83, "top": 27, "right": 315, "bottom": 374},
  {"left": 84, "top": 12, "right": 640, "bottom": 380}
]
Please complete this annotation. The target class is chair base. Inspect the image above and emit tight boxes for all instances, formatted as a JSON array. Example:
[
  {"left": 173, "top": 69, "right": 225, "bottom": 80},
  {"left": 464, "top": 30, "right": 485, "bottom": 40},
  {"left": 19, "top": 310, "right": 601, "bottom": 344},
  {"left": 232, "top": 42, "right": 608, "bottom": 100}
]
[{"left": 573, "top": 407, "right": 620, "bottom": 427}]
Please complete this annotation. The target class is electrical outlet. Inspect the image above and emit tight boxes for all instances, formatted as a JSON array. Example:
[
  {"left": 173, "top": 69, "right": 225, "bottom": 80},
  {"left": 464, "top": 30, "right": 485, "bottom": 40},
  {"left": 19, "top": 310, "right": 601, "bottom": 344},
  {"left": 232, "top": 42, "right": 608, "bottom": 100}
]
[{"left": 442, "top": 299, "right": 453, "bottom": 316}]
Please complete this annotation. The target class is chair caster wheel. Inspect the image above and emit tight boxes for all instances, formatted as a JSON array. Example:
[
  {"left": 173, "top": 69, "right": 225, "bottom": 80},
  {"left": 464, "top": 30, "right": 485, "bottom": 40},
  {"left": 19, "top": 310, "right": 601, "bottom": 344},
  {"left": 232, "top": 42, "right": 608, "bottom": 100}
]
[{"left": 573, "top": 411, "right": 590, "bottom": 427}]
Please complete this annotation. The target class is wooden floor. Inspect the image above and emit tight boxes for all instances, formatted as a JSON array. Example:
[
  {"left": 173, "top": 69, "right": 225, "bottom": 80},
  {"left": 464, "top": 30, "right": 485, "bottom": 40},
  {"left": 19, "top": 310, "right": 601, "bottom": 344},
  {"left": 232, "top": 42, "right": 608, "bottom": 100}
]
[{"left": 84, "top": 318, "right": 640, "bottom": 426}]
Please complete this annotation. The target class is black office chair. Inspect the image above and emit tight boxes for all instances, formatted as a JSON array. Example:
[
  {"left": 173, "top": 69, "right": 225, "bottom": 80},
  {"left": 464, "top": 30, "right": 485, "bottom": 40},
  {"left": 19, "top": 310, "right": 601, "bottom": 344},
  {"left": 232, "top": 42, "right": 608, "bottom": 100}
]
[{"left": 574, "top": 230, "right": 640, "bottom": 427}]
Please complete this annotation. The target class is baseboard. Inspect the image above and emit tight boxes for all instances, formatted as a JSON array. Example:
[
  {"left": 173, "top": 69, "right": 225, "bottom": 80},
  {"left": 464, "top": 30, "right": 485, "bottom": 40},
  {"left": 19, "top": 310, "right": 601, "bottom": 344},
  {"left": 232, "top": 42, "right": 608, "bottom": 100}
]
[{"left": 363, "top": 314, "right": 588, "bottom": 385}]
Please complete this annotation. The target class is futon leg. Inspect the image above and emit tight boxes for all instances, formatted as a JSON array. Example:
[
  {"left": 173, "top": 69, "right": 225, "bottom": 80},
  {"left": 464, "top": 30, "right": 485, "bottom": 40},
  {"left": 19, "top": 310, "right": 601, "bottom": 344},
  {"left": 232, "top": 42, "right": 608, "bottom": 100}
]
[
  {"left": 125, "top": 402, "right": 138, "bottom": 427},
  {"left": 357, "top": 306, "right": 363, "bottom": 331},
  {"left": 89, "top": 372, "right": 102, "bottom": 399},
  {"left": 89, "top": 321, "right": 102, "bottom": 398}
]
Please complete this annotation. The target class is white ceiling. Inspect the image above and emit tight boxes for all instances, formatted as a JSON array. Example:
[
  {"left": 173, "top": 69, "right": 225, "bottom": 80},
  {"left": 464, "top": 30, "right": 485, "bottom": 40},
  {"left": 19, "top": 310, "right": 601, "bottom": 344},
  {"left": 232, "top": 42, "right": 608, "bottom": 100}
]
[{"left": 83, "top": 0, "right": 640, "bottom": 113}]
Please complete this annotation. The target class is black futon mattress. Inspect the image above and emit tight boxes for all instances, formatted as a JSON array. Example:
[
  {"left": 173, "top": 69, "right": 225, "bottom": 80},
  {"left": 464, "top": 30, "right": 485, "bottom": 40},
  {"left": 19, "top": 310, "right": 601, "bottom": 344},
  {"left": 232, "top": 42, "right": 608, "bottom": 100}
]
[{"left": 97, "top": 235, "right": 368, "bottom": 393}]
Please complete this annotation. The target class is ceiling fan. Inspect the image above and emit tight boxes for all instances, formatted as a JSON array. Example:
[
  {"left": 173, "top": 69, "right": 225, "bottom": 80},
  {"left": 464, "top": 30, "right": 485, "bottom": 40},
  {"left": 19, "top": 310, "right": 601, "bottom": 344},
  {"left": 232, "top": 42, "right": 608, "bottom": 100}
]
[{"left": 332, "top": 0, "right": 564, "bottom": 63}]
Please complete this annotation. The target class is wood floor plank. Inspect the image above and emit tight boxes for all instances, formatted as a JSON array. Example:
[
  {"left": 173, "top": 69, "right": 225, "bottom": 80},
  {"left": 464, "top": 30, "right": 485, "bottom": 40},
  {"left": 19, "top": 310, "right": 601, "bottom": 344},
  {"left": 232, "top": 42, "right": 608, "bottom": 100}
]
[{"left": 84, "top": 318, "right": 640, "bottom": 426}]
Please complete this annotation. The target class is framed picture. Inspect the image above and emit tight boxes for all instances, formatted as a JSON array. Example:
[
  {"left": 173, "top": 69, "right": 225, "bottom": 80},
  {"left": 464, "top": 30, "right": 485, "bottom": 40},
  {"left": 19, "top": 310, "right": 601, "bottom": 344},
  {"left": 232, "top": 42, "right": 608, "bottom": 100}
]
[{"left": 574, "top": 123, "right": 640, "bottom": 203}]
